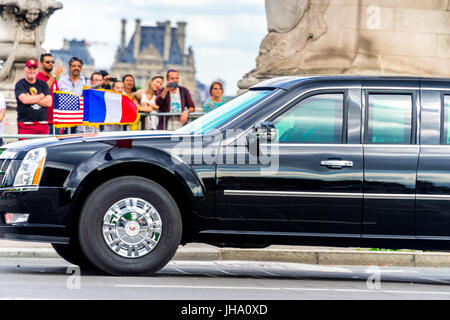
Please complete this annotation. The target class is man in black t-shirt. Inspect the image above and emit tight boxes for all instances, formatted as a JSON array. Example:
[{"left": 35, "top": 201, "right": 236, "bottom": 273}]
[{"left": 15, "top": 59, "right": 52, "bottom": 138}]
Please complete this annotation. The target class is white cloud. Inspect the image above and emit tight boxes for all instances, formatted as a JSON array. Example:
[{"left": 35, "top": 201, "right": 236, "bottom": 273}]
[
  {"left": 130, "top": 0, "right": 264, "bottom": 8},
  {"left": 188, "top": 17, "right": 228, "bottom": 43},
  {"left": 195, "top": 47, "right": 259, "bottom": 95},
  {"left": 187, "top": 13, "right": 266, "bottom": 45}
]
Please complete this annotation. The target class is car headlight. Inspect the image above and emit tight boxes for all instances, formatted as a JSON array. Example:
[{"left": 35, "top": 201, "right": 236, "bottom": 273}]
[{"left": 13, "top": 148, "right": 47, "bottom": 187}]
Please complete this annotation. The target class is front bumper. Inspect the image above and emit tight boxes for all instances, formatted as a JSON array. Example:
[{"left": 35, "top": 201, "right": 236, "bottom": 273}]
[{"left": 0, "top": 187, "right": 73, "bottom": 243}]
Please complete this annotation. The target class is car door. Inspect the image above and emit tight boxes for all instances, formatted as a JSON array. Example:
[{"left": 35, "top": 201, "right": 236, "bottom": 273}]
[
  {"left": 215, "top": 85, "right": 364, "bottom": 238},
  {"left": 361, "top": 82, "right": 420, "bottom": 239},
  {"left": 416, "top": 85, "right": 450, "bottom": 240}
]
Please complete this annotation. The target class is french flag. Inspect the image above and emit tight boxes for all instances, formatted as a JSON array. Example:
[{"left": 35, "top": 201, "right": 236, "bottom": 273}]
[{"left": 83, "top": 89, "right": 139, "bottom": 124}]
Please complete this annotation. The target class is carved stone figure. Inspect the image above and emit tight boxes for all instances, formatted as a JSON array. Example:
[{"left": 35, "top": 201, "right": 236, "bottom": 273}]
[
  {"left": 0, "top": 0, "right": 62, "bottom": 87},
  {"left": 239, "top": 0, "right": 450, "bottom": 90}
]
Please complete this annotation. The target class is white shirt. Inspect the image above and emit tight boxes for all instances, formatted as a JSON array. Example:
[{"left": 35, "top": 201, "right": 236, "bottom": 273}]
[
  {"left": 140, "top": 90, "right": 159, "bottom": 130},
  {"left": 170, "top": 89, "right": 182, "bottom": 113}
]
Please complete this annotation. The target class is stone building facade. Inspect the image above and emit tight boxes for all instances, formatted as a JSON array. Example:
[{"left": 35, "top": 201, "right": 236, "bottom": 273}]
[
  {"left": 110, "top": 19, "right": 196, "bottom": 95},
  {"left": 239, "top": 0, "right": 450, "bottom": 90}
]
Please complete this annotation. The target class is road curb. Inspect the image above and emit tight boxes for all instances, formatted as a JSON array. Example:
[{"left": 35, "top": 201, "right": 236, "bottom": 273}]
[
  {"left": 0, "top": 248, "right": 58, "bottom": 258},
  {"left": 216, "top": 249, "right": 450, "bottom": 267},
  {"left": 3, "top": 247, "right": 450, "bottom": 268}
]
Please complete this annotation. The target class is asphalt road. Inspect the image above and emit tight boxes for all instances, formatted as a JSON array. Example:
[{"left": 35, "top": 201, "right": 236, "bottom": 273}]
[{"left": 1, "top": 258, "right": 450, "bottom": 300}]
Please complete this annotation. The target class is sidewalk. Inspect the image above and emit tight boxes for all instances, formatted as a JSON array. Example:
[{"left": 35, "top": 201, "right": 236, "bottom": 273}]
[{"left": 1, "top": 240, "right": 450, "bottom": 268}]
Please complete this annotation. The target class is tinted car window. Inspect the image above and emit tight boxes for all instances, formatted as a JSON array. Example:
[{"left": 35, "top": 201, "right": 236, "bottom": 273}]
[
  {"left": 177, "top": 90, "right": 273, "bottom": 134},
  {"left": 273, "top": 93, "right": 344, "bottom": 144},
  {"left": 367, "top": 94, "right": 413, "bottom": 144},
  {"left": 443, "top": 95, "right": 450, "bottom": 144}
]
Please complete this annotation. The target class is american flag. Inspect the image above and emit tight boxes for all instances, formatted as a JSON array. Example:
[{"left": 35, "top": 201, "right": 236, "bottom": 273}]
[{"left": 53, "top": 93, "right": 84, "bottom": 125}]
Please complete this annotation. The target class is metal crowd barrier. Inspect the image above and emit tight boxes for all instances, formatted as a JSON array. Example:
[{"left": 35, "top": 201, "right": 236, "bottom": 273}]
[
  {"left": 139, "top": 111, "right": 205, "bottom": 130},
  {"left": 0, "top": 111, "right": 207, "bottom": 145}
]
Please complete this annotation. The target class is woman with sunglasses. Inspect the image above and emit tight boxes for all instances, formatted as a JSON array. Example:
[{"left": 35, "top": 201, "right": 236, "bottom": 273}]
[{"left": 203, "top": 81, "right": 225, "bottom": 113}]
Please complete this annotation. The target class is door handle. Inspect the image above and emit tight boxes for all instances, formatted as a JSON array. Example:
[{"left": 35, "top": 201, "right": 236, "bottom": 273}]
[{"left": 320, "top": 160, "right": 353, "bottom": 169}]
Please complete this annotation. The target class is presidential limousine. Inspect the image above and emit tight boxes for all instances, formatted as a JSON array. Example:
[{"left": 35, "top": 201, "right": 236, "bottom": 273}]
[{"left": 0, "top": 76, "right": 450, "bottom": 275}]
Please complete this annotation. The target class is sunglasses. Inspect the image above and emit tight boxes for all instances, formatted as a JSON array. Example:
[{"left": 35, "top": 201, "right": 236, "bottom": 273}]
[{"left": 44, "top": 60, "right": 55, "bottom": 64}]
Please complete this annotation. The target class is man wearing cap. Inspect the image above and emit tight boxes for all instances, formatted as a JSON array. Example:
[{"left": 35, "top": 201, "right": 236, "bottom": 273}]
[{"left": 15, "top": 59, "right": 52, "bottom": 138}]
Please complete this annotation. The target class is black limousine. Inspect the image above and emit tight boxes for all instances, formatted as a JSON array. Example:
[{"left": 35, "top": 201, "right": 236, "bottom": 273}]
[{"left": 1, "top": 76, "right": 450, "bottom": 275}]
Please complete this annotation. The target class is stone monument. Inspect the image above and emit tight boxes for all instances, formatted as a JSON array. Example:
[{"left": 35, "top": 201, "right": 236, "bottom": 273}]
[
  {"left": 0, "top": 0, "right": 63, "bottom": 106},
  {"left": 239, "top": 0, "right": 450, "bottom": 90}
]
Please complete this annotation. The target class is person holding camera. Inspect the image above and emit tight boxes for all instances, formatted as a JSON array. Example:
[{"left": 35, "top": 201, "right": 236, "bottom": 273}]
[
  {"left": 155, "top": 69, "right": 195, "bottom": 130},
  {"left": 99, "top": 70, "right": 115, "bottom": 90},
  {"left": 90, "top": 71, "right": 118, "bottom": 90},
  {"left": 89, "top": 72, "right": 103, "bottom": 88}
]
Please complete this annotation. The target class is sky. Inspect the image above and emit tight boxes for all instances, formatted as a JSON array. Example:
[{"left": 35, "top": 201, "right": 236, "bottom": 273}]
[{"left": 42, "top": 0, "right": 268, "bottom": 96}]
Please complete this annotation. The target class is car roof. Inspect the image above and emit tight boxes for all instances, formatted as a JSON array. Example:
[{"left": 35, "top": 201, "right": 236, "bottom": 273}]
[{"left": 250, "top": 75, "right": 450, "bottom": 91}]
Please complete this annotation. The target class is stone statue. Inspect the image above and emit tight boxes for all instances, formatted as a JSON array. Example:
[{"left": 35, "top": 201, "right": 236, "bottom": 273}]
[
  {"left": 0, "top": 0, "right": 63, "bottom": 83},
  {"left": 265, "top": 0, "right": 310, "bottom": 33},
  {"left": 239, "top": 0, "right": 450, "bottom": 90},
  {"left": 239, "top": 0, "right": 334, "bottom": 89}
]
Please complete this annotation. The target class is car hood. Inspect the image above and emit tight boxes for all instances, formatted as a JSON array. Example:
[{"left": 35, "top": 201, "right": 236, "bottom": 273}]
[{"left": 1, "top": 130, "right": 194, "bottom": 154}]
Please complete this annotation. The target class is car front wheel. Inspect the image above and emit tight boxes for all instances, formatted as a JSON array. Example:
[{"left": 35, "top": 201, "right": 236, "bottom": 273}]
[
  {"left": 51, "top": 240, "right": 97, "bottom": 270},
  {"left": 78, "top": 176, "right": 182, "bottom": 276}
]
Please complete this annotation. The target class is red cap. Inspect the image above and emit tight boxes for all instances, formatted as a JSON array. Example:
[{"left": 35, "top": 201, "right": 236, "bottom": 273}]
[{"left": 25, "top": 59, "right": 38, "bottom": 68}]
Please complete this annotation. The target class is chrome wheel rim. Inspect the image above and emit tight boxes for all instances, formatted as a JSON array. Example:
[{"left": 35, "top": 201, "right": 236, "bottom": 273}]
[{"left": 102, "top": 197, "right": 162, "bottom": 258}]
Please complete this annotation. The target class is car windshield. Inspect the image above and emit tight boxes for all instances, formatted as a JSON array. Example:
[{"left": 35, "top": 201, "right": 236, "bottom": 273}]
[{"left": 177, "top": 90, "right": 273, "bottom": 134}]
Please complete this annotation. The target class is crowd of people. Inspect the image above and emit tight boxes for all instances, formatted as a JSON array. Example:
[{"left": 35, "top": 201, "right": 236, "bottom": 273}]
[{"left": 0, "top": 53, "right": 227, "bottom": 141}]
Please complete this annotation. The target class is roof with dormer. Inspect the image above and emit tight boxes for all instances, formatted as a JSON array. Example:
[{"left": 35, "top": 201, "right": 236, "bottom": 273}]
[{"left": 50, "top": 40, "right": 95, "bottom": 66}]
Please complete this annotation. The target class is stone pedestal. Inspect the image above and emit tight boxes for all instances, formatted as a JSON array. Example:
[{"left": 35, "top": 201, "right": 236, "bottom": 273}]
[
  {"left": 0, "top": 0, "right": 63, "bottom": 106},
  {"left": 239, "top": 0, "right": 450, "bottom": 90}
]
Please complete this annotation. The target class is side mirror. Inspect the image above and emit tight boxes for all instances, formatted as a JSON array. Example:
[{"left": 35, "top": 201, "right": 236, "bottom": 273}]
[
  {"left": 247, "top": 121, "right": 277, "bottom": 156},
  {"left": 254, "top": 121, "right": 277, "bottom": 143}
]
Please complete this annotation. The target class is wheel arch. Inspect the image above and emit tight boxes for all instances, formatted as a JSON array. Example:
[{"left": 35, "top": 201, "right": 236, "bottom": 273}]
[{"left": 70, "top": 161, "right": 198, "bottom": 245}]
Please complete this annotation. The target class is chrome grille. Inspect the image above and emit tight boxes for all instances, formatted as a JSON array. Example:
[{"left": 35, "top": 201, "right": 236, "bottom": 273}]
[{"left": 0, "top": 159, "right": 12, "bottom": 186}]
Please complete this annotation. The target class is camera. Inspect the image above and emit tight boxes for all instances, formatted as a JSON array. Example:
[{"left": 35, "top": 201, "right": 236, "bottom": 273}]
[
  {"left": 168, "top": 82, "right": 179, "bottom": 89},
  {"left": 109, "top": 77, "right": 119, "bottom": 82}
]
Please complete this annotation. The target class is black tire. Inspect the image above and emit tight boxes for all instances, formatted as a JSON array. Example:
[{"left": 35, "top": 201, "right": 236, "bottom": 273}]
[
  {"left": 78, "top": 176, "right": 182, "bottom": 276},
  {"left": 51, "top": 240, "right": 97, "bottom": 270}
]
